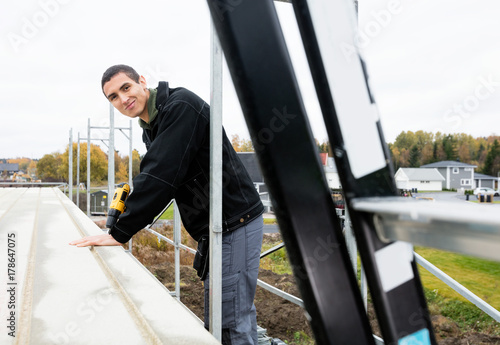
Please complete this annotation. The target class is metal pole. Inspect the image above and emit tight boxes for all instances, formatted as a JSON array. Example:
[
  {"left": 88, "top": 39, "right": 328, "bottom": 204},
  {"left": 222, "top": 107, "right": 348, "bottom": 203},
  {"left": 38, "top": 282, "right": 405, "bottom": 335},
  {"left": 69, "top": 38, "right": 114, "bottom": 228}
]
[
  {"left": 209, "top": 20, "right": 223, "bottom": 341},
  {"left": 361, "top": 264, "right": 368, "bottom": 310},
  {"left": 129, "top": 120, "right": 133, "bottom": 188},
  {"left": 344, "top": 208, "right": 357, "bottom": 275},
  {"left": 109, "top": 103, "right": 115, "bottom": 208},
  {"left": 174, "top": 200, "right": 181, "bottom": 301},
  {"left": 87, "top": 118, "right": 91, "bottom": 217},
  {"left": 69, "top": 129, "right": 73, "bottom": 202},
  {"left": 77, "top": 133, "right": 80, "bottom": 209}
]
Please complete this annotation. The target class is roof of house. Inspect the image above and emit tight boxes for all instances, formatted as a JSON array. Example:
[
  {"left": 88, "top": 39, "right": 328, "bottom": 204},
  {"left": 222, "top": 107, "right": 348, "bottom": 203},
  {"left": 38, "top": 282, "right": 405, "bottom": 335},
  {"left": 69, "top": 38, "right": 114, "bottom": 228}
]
[
  {"left": 474, "top": 173, "right": 498, "bottom": 180},
  {"left": 0, "top": 163, "right": 19, "bottom": 171},
  {"left": 237, "top": 152, "right": 264, "bottom": 183},
  {"left": 397, "top": 168, "right": 445, "bottom": 181},
  {"left": 420, "top": 160, "right": 477, "bottom": 168}
]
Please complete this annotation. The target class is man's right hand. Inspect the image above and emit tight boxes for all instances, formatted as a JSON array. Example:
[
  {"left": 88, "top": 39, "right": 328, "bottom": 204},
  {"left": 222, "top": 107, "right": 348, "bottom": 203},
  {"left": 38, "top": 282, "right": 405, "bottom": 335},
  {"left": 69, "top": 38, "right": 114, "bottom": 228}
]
[{"left": 69, "top": 234, "right": 122, "bottom": 248}]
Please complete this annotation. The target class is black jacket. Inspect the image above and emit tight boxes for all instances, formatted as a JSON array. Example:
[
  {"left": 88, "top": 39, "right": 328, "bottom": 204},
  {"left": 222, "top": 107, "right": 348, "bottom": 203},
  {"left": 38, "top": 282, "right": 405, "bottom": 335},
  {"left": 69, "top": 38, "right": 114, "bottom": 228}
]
[{"left": 110, "top": 82, "right": 263, "bottom": 243}]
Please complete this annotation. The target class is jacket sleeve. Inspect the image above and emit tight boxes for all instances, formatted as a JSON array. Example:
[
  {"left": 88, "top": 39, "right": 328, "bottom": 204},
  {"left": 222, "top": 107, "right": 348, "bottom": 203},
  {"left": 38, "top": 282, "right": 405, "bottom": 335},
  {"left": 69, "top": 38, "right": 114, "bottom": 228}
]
[{"left": 110, "top": 100, "right": 209, "bottom": 243}]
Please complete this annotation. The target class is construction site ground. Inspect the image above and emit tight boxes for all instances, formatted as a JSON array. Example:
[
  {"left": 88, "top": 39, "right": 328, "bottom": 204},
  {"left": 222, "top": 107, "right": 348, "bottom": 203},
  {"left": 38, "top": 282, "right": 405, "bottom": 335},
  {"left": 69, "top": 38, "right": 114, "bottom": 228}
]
[{"left": 91, "top": 219, "right": 500, "bottom": 345}]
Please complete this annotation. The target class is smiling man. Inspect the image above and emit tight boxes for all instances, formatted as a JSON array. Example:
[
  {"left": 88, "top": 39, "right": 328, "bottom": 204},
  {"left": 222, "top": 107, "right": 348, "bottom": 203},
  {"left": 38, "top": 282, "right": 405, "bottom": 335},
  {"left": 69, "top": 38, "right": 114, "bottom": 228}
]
[{"left": 69, "top": 64, "right": 264, "bottom": 345}]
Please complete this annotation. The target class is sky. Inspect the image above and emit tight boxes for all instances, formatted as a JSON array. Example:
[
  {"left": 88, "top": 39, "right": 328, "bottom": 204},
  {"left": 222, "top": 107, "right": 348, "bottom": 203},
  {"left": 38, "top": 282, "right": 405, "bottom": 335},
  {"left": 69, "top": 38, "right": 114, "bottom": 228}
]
[{"left": 1, "top": 0, "right": 499, "bottom": 160}]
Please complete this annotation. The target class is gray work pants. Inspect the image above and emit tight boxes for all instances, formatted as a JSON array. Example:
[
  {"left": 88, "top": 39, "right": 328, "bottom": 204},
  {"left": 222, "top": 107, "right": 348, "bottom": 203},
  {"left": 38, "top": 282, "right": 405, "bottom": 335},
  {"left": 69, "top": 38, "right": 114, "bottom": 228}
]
[{"left": 204, "top": 215, "right": 264, "bottom": 345}]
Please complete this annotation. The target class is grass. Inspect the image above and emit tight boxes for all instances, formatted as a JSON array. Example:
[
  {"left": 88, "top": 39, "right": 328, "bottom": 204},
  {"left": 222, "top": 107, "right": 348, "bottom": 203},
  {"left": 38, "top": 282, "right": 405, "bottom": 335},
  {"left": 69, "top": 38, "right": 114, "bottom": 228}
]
[
  {"left": 260, "top": 242, "right": 291, "bottom": 275},
  {"left": 415, "top": 246, "right": 500, "bottom": 335},
  {"left": 468, "top": 200, "right": 500, "bottom": 204},
  {"left": 259, "top": 238, "right": 500, "bottom": 336},
  {"left": 292, "top": 330, "right": 314, "bottom": 345},
  {"left": 415, "top": 246, "right": 500, "bottom": 309},
  {"left": 263, "top": 218, "right": 277, "bottom": 225},
  {"left": 158, "top": 204, "right": 174, "bottom": 219}
]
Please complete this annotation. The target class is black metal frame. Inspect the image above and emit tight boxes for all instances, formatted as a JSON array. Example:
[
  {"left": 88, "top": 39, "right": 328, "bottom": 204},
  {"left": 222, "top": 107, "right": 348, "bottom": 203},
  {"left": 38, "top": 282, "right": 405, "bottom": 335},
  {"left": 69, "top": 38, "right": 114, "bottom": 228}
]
[
  {"left": 207, "top": 1, "right": 374, "bottom": 344},
  {"left": 206, "top": 0, "right": 437, "bottom": 344},
  {"left": 290, "top": 1, "right": 436, "bottom": 343}
]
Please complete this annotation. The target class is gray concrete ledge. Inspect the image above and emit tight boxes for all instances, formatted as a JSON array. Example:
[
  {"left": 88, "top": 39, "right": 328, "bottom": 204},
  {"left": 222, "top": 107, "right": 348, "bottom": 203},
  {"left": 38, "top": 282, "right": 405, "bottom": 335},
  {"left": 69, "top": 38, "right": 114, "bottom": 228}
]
[{"left": 0, "top": 188, "right": 219, "bottom": 345}]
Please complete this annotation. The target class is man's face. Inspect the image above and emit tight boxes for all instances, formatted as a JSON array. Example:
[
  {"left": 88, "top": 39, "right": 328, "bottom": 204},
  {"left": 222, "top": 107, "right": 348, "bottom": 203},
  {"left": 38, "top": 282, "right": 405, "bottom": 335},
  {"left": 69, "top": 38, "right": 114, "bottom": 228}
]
[{"left": 103, "top": 72, "right": 149, "bottom": 120}]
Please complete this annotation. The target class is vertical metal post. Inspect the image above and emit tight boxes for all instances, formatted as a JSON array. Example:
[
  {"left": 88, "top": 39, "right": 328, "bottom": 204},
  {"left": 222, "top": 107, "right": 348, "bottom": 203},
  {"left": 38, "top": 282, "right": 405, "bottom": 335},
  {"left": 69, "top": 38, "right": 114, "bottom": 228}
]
[
  {"left": 344, "top": 208, "right": 357, "bottom": 274},
  {"left": 361, "top": 264, "right": 368, "bottom": 310},
  {"left": 174, "top": 200, "right": 181, "bottom": 301},
  {"left": 87, "top": 118, "right": 91, "bottom": 217},
  {"left": 77, "top": 133, "right": 80, "bottom": 209},
  {"left": 209, "top": 20, "right": 223, "bottom": 341},
  {"left": 109, "top": 103, "right": 115, "bottom": 208},
  {"left": 69, "top": 129, "right": 73, "bottom": 202}
]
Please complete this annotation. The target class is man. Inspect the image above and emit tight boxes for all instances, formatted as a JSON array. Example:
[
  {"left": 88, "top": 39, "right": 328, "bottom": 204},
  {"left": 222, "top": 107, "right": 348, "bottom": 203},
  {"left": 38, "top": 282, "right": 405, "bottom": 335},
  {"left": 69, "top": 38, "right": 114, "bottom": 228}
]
[{"left": 69, "top": 65, "right": 264, "bottom": 345}]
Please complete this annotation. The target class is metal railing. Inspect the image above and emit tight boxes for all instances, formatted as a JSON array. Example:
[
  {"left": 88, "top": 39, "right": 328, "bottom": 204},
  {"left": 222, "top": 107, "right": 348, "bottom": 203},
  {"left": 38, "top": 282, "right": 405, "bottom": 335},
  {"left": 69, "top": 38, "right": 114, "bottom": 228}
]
[{"left": 116, "top": 196, "right": 500, "bottom": 344}]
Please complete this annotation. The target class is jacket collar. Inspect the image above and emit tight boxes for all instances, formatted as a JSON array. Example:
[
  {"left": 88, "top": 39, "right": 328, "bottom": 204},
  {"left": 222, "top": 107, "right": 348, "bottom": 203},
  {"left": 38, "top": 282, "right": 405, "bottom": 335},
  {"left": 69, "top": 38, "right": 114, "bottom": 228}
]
[
  {"left": 139, "top": 81, "right": 169, "bottom": 130},
  {"left": 156, "top": 81, "right": 170, "bottom": 110}
]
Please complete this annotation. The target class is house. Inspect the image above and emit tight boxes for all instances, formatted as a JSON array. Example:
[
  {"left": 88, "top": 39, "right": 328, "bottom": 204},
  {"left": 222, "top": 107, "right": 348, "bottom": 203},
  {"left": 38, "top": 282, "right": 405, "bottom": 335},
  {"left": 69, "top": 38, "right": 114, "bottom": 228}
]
[
  {"left": 237, "top": 152, "right": 266, "bottom": 193},
  {"left": 473, "top": 173, "right": 499, "bottom": 190},
  {"left": 0, "top": 163, "right": 19, "bottom": 179},
  {"left": 237, "top": 152, "right": 270, "bottom": 211},
  {"left": 420, "top": 161, "right": 476, "bottom": 190},
  {"left": 394, "top": 168, "right": 444, "bottom": 191},
  {"left": 319, "top": 153, "right": 341, "bottom": 190}
]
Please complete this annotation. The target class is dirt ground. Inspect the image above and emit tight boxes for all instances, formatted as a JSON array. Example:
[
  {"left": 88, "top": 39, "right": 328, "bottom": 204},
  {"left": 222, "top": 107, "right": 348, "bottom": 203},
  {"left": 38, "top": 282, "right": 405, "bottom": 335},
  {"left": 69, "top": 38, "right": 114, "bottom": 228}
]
[{"left": 117, "top": 226, "right": 500, "bottom": 345}]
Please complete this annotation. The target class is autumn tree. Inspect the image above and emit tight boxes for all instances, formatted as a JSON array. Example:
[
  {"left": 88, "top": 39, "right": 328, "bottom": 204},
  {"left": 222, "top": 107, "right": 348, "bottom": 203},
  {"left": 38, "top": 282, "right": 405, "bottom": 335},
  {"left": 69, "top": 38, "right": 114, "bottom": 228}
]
[
  {"left": 37, "top": 153, "right": 64, "bottom": 182},
  {"left": 59, "top": 143, "right": 108, "bottom": 184},
  {"left": 231, "top": 134, "right": 241, "bottom": 152},
  {"left": 115, "top": 149, "right": 142, "bottom": 182},
  {"left": 482, "top": 140, "right": 500, "bottom": 176},
  {"left": 421, "top": 143, "right": 434, "bottom": 164},
  {"left": 231, "top": 134, "right": 254, "bottom": 152}
]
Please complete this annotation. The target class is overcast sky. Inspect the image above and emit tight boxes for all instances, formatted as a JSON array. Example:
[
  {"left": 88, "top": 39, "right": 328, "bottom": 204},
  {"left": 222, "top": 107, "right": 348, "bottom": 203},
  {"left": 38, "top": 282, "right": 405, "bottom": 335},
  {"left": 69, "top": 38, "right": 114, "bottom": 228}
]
[{"left": 1, "top": 0, "right": 499, "bottom": 159}]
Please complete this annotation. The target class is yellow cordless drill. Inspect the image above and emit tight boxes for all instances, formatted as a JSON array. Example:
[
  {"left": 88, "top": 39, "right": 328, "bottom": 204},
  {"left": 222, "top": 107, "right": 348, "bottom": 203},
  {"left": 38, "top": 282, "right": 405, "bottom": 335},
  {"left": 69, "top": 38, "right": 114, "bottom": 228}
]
[{"left": 106, "top": 183, "right": 130, "bottom": 229}]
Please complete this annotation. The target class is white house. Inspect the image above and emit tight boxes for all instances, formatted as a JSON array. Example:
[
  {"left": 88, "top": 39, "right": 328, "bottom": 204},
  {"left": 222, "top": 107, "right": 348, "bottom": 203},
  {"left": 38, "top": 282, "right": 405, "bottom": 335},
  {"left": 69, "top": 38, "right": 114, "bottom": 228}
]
[
  {"left": 325, "top": 157, "right": 341, "bottom": 189},
  {"left": 395, "top": 168, "right": 445, "bottom": 191},
  {"left": 319, "top": 153, "right": 341, "bottom": 189}
]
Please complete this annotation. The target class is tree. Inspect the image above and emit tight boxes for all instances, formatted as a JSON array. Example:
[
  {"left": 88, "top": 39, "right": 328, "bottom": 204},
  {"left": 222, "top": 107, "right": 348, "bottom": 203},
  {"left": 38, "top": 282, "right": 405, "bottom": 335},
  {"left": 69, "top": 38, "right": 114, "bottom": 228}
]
[
  {"left": 389, "top": 145, "right": 401, "bottom": 170},
  {"left": 421, "top": 143, "right": 434, "bottom": 165},
  {"left": 60, "top": 143, "right": 108, "bottom": 184},
  {"left": 37, "top": 153, "right": 64, "bottom": 181},
  {"left": 231, "top": 134, "right": 254, "bottom": 152},
  {"left": 317, "top": 139, "right": 332, "bottom": 156},
  {"left": 482, "top": 140, "right": 500, "bottom": 176},
  {"left": 393, "top": 131, "right": 417, "bottom": 150},
  {"left": 231, "top": 134, "right": 241, "bottom": 152},
  {"left": 131, "top": 149, "right": 141, "bottom": 178},
  {"left": 240, "top": 138, "right": 254, "bottom": 152},
  {"left": 408, "top": 145, "right": 421, "bottom": 167},
  {"left": 442, "top": 135, "right": 458, "bottom": 160}
]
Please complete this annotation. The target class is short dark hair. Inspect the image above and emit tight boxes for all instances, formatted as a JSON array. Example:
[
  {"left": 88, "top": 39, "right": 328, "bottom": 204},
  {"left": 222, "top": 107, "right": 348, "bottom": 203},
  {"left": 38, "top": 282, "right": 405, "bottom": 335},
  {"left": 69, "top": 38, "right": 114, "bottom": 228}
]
[{"left": 101, "top": 64, "right": 140, "bottom": 90}]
